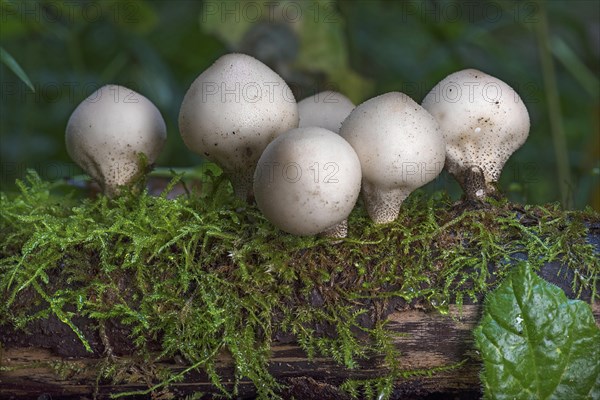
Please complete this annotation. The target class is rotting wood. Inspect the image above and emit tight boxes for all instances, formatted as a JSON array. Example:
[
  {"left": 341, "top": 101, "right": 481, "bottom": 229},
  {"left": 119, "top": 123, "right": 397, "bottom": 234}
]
[{"left": 2, "top": 304, "right": 599, "bottom": 399}]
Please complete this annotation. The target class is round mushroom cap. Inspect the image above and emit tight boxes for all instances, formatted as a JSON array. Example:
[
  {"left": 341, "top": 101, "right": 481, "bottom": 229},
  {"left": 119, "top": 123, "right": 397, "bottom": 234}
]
[
  {"left": 297, "top": 91, "right": 355, "bottom": 133},
  {"left": 65, "top": 84, "right": 166, "bottom": 195},
  {"left": 253, "top": 127, "right": 362, "bottom": 236},
  {"left": 178, "top": 53, "right": 298, "bottom": 175},
  {"left": 339, "top": 92, "right": 446, "bottom": 191},
  {"left": 421, "top": 68, "right": 530, "bottom": 183}
]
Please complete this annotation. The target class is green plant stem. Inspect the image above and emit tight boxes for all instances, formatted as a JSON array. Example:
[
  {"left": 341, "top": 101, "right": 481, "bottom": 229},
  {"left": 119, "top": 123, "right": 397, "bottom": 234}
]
[
  {"left": 550, "top": 37, "right": 600, "bottom": 100},
  {"left": 535, "top": 1, "right": 573, "bottom": 209}
]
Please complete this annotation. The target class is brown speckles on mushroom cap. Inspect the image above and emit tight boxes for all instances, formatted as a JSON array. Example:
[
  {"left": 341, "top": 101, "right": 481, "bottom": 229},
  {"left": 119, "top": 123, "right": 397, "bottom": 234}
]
[
  {"left": 340, "top": 92, "right": 446, "bottom": 224},
  {"left": 178, "top": 53, "right": 299, "bottom": 200},
  {"left": 422, "top": 69, "right": 530, "bottom": 198},
  {"left": 65, "top": 84, "right": 167, "bottom": 197}
]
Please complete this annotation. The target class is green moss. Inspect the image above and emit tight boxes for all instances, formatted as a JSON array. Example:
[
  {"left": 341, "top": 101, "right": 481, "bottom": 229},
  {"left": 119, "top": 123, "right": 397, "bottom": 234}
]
[{"left": 1, "top": 169, "right": 598, "bottom": 399}]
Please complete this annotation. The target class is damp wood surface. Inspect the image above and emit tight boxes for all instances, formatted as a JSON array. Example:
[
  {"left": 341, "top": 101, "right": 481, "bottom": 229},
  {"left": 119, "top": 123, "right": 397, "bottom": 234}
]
[{"left": 2, "top": 303, "right": 599, "bottom": 399}]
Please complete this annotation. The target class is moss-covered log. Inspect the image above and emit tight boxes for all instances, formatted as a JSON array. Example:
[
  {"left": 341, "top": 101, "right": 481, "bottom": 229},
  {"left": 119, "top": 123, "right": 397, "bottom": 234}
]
[
  {"left": 1, "top": 172, "right": 599, "bottom": 399},
  {"left": 2, "top": 302, "right": 597, "bottom": 399}
]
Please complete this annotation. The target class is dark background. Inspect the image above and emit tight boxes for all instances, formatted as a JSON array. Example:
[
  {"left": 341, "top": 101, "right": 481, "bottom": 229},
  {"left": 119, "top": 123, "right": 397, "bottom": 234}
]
[{"left": 1, "top": 0, "right": 598, "bottom": 209}]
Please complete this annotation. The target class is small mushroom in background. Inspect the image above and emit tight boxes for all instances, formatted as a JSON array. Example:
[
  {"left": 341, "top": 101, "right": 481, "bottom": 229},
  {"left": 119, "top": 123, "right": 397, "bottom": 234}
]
[
  {"left": 253, "top": 127, "right": 362, "bottom": 237},
  {"left": 421, "top": 69, "right": 530, "bottom": 200},
  {"left": 298, "top": 91, "right": 355, "bottom": 133},
  {"left": 340, "top": 92, "right": 446, "bottom": 224},
  {"left": 65, "top": 84, "right": 167, "bottom": 197},
  {"left": 178, "top": 53, "right": 299, "bottom": 202}
]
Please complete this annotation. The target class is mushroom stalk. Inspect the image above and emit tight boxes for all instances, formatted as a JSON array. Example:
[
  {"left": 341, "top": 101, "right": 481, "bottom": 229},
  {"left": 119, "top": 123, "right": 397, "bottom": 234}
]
[
  {"left": 320, "top": 220, "right": 348, "bottom": 239},
  {"left": 361, "top": 182, "right": 409, "bottom": 224},
  {"left": 453, "top": 166, "right": 496, "bottom": 201},
  {"left": 228, "top": 169, "right": 255, "bottom": 202}
]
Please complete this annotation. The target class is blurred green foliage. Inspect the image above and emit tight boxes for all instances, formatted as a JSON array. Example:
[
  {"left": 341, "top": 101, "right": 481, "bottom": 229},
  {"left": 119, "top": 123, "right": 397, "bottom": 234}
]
[{"left": 0, "top": 0, "right": 598, "bottom": 209}]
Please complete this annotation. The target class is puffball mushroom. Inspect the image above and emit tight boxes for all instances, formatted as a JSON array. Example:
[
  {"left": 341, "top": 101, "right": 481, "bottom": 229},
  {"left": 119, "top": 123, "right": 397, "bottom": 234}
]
[
  {"left": 340, "top": 92, "right": 446, "bottom": 224},
  {"left": 179, "top": 53, "right": 299, "bottom": 201},
  {"left": 65, "top": 84, "right": 167, "bottom": 197},
  {"left": 298, "top": 91, "right": 355, "bottom": 133},
  {"left": 253, "top": 127, "right": 361, "bottom": 237},
  {"left": 421, "top": 69, "right": 530, "bottom": 200}
]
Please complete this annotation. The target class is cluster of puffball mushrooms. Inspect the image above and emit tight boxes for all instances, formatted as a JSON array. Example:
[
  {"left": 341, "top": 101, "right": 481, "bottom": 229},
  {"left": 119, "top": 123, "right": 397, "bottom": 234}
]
[{"left": 66, "top": 53, "right": 530, "bottom": 238}]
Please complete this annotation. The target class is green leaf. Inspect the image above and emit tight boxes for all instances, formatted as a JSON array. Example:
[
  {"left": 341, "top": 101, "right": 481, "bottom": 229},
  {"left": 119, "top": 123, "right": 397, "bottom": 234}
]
[
  {"left": 0, "top": 46, "right": 34, "bottom": 92},
  {"left": 474, "top": 262, "right": 600, "bottom": 399}
]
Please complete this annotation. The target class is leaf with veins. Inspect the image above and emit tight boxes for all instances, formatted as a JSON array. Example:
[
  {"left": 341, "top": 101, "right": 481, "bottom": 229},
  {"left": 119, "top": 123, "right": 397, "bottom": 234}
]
[{"left": 474, "top": 262, "right": 600, "bottom": 400}]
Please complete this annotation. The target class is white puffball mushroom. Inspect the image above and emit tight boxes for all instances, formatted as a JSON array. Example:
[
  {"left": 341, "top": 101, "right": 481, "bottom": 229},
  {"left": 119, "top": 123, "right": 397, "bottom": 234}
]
[
  {"left": 253, "top": 127, "right": 362, "bottom": 237},
  {"left": 298, "top": 91, "right": 355, "bottom": 133},
  {"left": 421, "top": 68, "right": 530, "bottom": 200},
  {"left": 340, "top": 92, "right": 446, "bottom": 224},
  {"left": 65, "top": 84, "right": 167, "bottom": 197},
  {"left": 179, "top": 53, "right": 299, "bottom": 202}
]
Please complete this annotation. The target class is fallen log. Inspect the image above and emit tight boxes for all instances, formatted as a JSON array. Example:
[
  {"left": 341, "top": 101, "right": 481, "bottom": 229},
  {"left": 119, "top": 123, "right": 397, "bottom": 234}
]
[
  {"left": 2, "top": 301, "right": 599, "bottom": 399},
  {"left": 2, "top": 177, "right": 599, "bottom": 399}
]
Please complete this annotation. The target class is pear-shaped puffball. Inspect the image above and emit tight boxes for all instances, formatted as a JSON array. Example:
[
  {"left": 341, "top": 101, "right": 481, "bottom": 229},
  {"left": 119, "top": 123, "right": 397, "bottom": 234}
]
[
  {"left": 340, "top": 92, "right": 446, "bottom": 224},
  {"left": 65, "top": 84, "right": 166, "bottom": 197},
  {"left": 422, "top": 69, "right": 530, "bottom": 200},
  {"left": 298, "top": 91, "right": 355, "bottom": 133},
  {"left": 179, "top": 53, "right": 299, "bottom": 201},
  {"left": 253, "top": 127, "right": 361, "bottom": 236}
]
